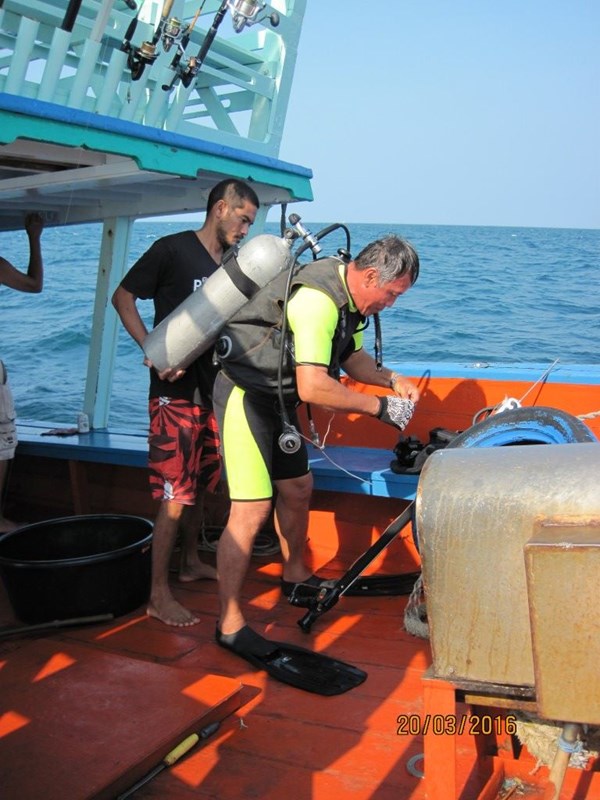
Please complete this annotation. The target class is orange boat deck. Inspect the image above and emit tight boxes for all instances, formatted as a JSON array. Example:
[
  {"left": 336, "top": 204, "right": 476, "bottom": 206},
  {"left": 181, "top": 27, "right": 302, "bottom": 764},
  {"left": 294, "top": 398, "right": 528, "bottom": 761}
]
[{"left": 2, "top": 529, "right": 599, "bottom": 800}]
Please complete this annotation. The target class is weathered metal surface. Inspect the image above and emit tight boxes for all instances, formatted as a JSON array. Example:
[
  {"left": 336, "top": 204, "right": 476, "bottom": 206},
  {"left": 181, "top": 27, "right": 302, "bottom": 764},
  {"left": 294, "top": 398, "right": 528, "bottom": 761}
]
[
  {"left": 526, "top": 520, "right": 600, "bottom": 724},
  {"left": 417, "top": 441, "right": 600, "bottom": 687}
]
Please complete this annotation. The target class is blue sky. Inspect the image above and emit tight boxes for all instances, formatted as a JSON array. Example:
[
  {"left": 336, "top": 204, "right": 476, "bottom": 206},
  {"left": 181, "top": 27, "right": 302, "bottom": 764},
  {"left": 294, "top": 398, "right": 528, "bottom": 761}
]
[{"left": 273, "top": 1, "right": 599, "bottom": 229}]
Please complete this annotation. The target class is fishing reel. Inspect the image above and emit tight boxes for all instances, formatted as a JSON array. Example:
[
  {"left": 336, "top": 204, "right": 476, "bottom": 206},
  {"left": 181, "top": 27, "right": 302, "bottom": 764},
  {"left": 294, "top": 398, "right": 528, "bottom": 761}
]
[
  {"left": 179, "top": 56, "right": 201, "bottom": 89},
  {"left": 227, "top": 0, "right": 280, "bottom": 32},
  {"left": 127, "top": 16, "right": 183, "bottom": 79},
  {"left": 126, "top": 41, "right": 158, "bottom": 80},
  {"left": 162, "top": 16, "right": 183, "bottom": 51},
  {"left": 122, "top": 0, "right": 184, "bottom": 80}
]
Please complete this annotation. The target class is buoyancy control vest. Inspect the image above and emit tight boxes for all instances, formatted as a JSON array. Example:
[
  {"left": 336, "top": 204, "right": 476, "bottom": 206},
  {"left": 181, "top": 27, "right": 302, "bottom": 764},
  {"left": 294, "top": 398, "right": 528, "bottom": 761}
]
[{"left": 216, "top": 257, "right": 365, "bottom": 403}]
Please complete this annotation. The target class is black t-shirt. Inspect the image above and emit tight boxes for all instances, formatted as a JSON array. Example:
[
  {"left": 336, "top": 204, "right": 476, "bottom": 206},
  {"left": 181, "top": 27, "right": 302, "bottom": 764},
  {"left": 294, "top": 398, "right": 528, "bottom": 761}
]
[{"left": 120, "top": 230, "right": 219, "bottom": 406}]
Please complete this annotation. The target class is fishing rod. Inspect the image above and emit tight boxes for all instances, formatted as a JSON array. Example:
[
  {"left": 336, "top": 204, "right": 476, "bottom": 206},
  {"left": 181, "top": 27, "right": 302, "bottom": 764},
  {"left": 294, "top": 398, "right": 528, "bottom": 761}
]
[
  {"left": 161, "top": 1, "right": 206, "bottom": 91},
  {"left": 120, "top": 0, "right": 155, "bottom": 69},
  {"left": 90, "top": 0, "right": 118, "bottom": 44},
  {"left": 61, "top": 0, "right": 84, "bottom": 32},
  {"left": 62, "top": 1, "right": 137, "bottom": 42},
  {"left": 121, "top": 0, "right": 145, "bottom": 52},
  {"left": 123, "top": 0, "right": 176, "bottom": 80},
  {"left": 171, "top": 0, "right": 280, "bottom": 91},
  {"left": 177, "top": 0, "right": 228, "bottom": 89}
]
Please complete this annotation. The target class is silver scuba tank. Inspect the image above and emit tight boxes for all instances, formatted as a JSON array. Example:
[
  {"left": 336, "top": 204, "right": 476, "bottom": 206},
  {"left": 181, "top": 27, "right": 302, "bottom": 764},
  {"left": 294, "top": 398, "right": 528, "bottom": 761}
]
[{"left": 142, "top": 232, "right": 294, "bottom": 373}]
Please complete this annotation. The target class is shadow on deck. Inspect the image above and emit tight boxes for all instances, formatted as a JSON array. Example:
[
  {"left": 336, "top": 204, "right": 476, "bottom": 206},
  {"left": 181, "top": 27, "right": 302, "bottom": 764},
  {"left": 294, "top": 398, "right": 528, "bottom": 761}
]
[
  {"left": 2, "top": 529, "right": 598, "bottom": 798},
  {"left": 0, "top": 548, "right": 457, "bottom": 800}
]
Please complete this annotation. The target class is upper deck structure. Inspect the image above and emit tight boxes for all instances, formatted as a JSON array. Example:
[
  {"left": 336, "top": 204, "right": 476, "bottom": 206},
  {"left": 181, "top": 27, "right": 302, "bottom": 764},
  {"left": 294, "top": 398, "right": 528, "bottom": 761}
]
[{"left": 0, "top": 0, "right": 313, "bottom": 231}]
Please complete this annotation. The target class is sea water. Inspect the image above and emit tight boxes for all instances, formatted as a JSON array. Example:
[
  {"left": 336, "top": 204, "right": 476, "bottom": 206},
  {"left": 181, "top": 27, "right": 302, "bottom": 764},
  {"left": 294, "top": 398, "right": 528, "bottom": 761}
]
[{"left": 1, "top": 221, "right": 598, "bottom": 429}]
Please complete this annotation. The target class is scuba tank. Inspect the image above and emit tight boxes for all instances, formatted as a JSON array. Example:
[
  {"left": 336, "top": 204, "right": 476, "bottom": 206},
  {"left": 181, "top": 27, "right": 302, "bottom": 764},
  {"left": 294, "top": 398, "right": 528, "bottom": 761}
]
[{"left": 142, "top": 231, "right": 296, "bottom": 373}]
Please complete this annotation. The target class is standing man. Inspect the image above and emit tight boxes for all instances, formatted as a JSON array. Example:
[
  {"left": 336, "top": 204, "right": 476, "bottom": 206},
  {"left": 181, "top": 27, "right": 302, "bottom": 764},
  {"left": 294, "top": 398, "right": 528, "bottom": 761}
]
[
  {"left": 112, "top": 179, "right": 259, "bottom": 626},
  {"left": 0, "top": 212, "right": 44, "bottom": 533},
  {"left": 212, "top": 234, "right": 420, "bottom": 659}
]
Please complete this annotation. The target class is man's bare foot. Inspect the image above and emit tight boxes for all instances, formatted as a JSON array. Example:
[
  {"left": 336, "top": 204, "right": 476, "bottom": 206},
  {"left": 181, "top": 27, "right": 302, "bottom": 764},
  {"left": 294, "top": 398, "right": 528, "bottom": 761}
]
[
  {"left": 146, "top": 597, "right": 200, "bottom": 627},
  {"left": 0, "top": 516, "right": 19, "bottom": 534},
  {"left": 178, "top": 560, "right": 217, "bottom": 583}
]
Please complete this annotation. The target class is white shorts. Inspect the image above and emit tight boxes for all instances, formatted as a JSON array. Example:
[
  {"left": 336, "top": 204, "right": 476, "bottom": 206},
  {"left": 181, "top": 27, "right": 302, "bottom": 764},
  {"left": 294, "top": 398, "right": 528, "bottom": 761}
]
[{"left": 0, "top": 360, "right": 17, "bottom": 460}]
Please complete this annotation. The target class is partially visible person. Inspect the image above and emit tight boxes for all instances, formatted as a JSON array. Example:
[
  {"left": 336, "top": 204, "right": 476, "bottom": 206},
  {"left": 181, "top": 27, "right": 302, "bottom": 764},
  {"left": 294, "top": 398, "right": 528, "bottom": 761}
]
[
  {"left": 112, "top": 179, "right": 259, "bottom": 627},
  {"left": 212, "top": 234, "right": 420, "bottom": 656},
  {"left": 0, "top": 212, "right": 44, "bottom": 533}
]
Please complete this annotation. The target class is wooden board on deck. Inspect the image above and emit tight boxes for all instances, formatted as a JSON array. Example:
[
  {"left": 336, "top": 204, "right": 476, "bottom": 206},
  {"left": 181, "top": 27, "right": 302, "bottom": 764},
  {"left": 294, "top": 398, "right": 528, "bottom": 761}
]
[{"left": 0, "top": 639, "right": 244, "bottom": 800}]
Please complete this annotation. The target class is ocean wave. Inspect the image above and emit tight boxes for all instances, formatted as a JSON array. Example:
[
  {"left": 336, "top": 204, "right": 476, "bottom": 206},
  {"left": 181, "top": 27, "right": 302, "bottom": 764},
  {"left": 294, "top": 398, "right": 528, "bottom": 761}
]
[{"left": 2, "top": 221, "right": 598, "bottom": 426}]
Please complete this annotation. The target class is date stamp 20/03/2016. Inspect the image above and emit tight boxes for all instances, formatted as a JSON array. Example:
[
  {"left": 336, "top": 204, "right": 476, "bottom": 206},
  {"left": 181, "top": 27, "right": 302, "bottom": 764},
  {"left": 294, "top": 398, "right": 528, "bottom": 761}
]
[{"left": 396, "top": 714, "right": 518, "bottom": 737}]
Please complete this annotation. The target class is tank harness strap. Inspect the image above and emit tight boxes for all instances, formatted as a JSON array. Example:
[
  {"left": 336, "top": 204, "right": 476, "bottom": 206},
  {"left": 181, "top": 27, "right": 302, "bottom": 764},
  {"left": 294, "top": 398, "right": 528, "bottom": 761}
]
[{"left": 221, "top": 248, "right": 261, "bottom": 299}]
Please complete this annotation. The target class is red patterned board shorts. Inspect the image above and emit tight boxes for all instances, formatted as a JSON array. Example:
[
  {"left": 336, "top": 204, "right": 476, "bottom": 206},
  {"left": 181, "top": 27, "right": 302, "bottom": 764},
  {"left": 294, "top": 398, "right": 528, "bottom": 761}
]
[{"left": 148, "top": 397, "right": 221, "bottom": 505}]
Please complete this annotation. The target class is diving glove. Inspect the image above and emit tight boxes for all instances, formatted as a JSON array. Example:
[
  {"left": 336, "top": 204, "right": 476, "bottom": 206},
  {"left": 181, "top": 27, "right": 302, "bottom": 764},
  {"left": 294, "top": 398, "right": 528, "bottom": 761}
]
[{"left": 376, "top": 395, "right": 415, "bottom": 431}]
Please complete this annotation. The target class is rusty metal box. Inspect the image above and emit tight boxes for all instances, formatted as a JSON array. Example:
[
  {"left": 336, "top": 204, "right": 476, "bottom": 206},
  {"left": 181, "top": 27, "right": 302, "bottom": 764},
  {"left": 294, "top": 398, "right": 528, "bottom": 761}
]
[
  {"left": 525, "top": 521, "right": 600, "bottom": 724},
  {"left": 417, "top": 442, "right": 600, "bottom": 687}
]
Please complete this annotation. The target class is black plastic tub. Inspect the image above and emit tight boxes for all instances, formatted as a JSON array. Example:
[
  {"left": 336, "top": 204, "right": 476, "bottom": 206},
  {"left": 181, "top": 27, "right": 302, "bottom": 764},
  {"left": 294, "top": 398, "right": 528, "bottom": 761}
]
[{"left": 0, "top": 515, "right": 153, "bottom": 624}]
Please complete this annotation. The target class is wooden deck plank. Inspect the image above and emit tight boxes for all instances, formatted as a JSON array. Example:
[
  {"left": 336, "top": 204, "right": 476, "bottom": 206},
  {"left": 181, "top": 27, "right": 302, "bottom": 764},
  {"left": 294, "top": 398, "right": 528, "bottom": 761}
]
[
  {"left": 0, "top": 640, "right": 244, "bottom": 800},
  {"left": 3, "top": 538, "right": 599, "bottom": 799},
  {"left": 132, "top": 714, "right": 430, "bottom": 800}
]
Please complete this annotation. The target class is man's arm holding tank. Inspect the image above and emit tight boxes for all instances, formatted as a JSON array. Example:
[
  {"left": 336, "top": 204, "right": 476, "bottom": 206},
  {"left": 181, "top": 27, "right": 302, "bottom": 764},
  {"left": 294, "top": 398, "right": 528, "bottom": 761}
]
[{"left": 111, "top": 284, "right": 185, "bottom": 382}]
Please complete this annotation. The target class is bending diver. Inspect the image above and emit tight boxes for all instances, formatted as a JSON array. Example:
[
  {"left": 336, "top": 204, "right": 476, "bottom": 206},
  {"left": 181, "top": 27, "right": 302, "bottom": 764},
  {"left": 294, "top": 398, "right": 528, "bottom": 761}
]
[{"left": 211, "top": 230, "right": 420, "bottom": 686}]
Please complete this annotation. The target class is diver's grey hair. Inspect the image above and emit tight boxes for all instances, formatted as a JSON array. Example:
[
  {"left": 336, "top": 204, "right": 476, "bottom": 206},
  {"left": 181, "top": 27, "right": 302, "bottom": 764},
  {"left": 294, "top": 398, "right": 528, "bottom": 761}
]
[{"left": 354, "top": 235, "right": 420, "bottom": 286}]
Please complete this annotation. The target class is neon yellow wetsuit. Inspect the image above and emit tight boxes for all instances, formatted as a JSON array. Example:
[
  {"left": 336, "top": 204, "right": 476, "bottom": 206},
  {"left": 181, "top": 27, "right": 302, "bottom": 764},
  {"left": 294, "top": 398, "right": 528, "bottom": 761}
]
[{"left": 213, "top": 258, "right": 364, "bottom": 500}]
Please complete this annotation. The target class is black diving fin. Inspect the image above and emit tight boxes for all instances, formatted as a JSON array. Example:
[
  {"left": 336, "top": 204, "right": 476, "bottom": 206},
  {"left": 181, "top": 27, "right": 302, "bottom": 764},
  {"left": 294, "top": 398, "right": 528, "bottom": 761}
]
[{"left": 215, "top": 625, "right": 366, "bottom": 696}]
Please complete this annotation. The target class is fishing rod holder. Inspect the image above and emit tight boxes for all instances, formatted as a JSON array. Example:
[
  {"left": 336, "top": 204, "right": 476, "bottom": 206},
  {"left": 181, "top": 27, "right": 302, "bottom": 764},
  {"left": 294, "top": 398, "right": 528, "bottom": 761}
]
[{"left": 162, "top": 0, "right": 280, "bottom": 92}]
